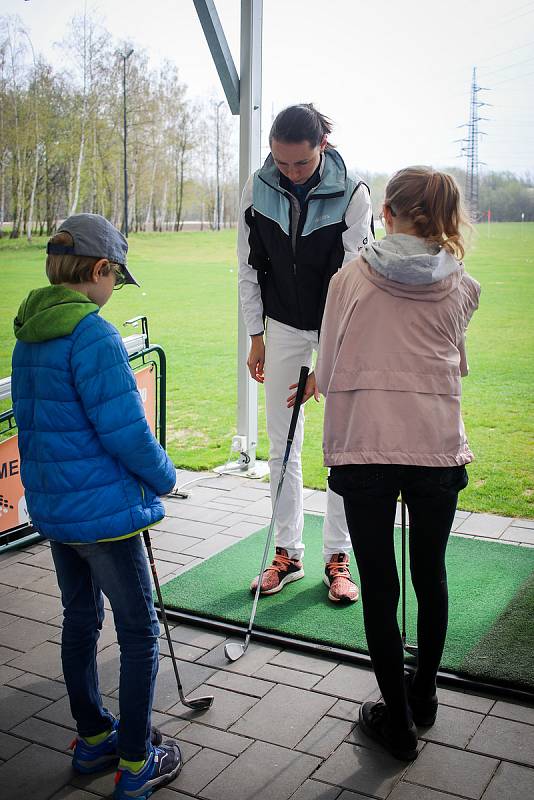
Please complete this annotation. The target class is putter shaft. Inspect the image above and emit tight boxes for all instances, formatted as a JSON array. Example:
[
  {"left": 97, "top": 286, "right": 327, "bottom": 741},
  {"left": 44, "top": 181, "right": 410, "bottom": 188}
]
[
  {"left": 400, "top": 499, "right": 418, "bottom": 657},
  {"left": 225, "top": 465, "right": 287, "bottom": 662},
  {"left": 143, "top": 530, "right": 213, "bottom": 709},
  {"left": 225, "top": 366, "right": 310, "bottom": 663}
]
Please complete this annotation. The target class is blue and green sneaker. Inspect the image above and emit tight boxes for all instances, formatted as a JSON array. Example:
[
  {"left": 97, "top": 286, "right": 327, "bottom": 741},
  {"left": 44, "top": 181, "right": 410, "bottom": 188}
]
[
  {"left": 113, "top": 740, "right": 182, "bottom": 800},
  {"left": 70, "top": 720, "right": 163, "bottom": 774},
  {"left": 70, "top": 718, "right": 120, "bottom": 774}
]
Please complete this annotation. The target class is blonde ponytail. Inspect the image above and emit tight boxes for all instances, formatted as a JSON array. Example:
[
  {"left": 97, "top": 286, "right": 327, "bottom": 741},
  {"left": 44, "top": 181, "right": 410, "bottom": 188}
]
[{"left": 385, "top": 167, "right": 471, "bottom": 260}]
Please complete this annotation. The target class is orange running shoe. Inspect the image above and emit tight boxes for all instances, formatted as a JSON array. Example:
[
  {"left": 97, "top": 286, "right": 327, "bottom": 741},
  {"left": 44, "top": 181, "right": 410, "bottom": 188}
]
[
  {"left": 324, "top": 553, "right": 359, "bottom": 603},
  {"left": 250, "top": 547, "right": 304, "bottom": 595}
]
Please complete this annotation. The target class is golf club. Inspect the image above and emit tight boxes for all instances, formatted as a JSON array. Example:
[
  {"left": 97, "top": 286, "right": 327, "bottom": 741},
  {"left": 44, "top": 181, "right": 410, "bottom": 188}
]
[
  {"left": 225, "top": 365, "right": 310, "bottom": 662},
  {"left": 400, "top": 497, "right": 419, "bottom": 658},
  {"left": 142, "top": 529, "right": 214, "bottom": 710}
]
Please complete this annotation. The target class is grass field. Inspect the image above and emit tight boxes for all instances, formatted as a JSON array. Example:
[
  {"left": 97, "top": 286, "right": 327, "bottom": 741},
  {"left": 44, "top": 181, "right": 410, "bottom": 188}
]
[{"left": 1, "top": 222, "right": 533, "bottom": 518}]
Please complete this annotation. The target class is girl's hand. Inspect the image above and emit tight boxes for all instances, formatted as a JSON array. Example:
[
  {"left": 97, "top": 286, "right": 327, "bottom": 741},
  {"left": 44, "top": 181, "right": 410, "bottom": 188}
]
[{"left": 287, "top": 370, "right": 320, "bottom": 407}]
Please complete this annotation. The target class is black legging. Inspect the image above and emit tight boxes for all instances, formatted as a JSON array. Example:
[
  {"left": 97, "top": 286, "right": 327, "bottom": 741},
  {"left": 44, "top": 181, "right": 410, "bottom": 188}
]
[{"left": 329, "top": 464, "right": 468, "bottom": 730}]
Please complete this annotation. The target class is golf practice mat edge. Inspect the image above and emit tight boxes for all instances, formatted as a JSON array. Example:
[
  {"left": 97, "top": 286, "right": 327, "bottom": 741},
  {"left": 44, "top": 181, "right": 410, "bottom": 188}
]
[{"left": 158, "top": 513, "right": 534, "bottom": 692}]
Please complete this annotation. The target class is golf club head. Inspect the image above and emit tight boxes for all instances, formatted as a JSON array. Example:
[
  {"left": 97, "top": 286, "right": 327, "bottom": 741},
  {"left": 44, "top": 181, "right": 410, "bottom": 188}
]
[
  {"left": 184, "top": 695, "right": 214, "bottom": 711},
  {"left": 404, "top": 643, "right": 419, "bottom": 658},
  {"left": 224, "top": 642, "right": 246, "bottom": 662}
]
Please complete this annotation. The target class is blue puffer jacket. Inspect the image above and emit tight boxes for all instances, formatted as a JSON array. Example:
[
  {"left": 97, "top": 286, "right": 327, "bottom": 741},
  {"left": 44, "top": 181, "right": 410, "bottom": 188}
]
[{"left": 11, "top": 285, "right": 176, "bottom": 544}]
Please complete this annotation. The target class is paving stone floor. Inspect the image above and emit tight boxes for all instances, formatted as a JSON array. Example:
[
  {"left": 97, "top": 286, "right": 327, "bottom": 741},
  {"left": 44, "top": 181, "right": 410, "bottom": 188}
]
[{"left": 1, "top": 468, "right": 534, "bottom": 799}]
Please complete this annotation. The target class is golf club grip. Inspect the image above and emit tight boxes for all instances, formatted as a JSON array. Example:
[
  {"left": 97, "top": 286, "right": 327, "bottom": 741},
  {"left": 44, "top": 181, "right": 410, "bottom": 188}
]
[{"left": 287, "top": 366, "right": 309, "bottom": 445}]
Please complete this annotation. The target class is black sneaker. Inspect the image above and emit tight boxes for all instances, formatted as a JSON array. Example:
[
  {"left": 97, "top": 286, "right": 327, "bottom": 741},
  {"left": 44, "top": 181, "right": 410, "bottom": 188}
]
[
  {"left": 359, "top": 702, "right": 418, "bottom": 761},
  {"left": 150, "top": 726, "right": 163, "bottom": 747},
  {"left": 113, "top": 740, "right": 182, "bottom": 799},
  {"left": 405, "top": 672, "right": 438, "bottom": 727}
]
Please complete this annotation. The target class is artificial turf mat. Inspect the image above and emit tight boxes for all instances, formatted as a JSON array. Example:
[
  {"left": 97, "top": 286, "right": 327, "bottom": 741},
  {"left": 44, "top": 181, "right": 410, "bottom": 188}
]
[{"left": 160, "top": 514, "right": 534, "bottom": 691}]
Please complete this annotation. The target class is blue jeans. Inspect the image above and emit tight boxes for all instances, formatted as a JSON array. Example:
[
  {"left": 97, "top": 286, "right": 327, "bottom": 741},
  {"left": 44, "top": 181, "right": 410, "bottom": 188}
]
[{"left": 50, "top": 534, "right": 160, "bottom": 761}]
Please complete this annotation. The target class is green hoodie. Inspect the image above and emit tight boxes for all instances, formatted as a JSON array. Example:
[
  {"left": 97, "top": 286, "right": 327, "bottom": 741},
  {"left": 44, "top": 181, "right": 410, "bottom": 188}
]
[{"left": 14, "top": 286, "right": 99, "bottom": 343}]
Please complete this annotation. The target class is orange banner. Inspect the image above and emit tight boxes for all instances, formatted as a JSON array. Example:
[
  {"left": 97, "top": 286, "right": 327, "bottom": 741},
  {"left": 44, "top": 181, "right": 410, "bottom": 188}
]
[
  {"left": 0, "top": 435, "right": 30, "bottom": 534},
  {"left": 135, "top": 364, "right": 157, "bottom": 436}
]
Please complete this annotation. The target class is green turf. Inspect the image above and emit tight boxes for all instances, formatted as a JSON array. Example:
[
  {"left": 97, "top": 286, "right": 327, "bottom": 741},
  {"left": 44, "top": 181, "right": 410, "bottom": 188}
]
[
  {"left": 1, "top": 222, "right": 533, "bottom": 517},
  {"left": 459, "top": 570, "right": 534, "bottom": 690},
  {"left": 159, "top": 514, "right": 534, "bottom": 690}
]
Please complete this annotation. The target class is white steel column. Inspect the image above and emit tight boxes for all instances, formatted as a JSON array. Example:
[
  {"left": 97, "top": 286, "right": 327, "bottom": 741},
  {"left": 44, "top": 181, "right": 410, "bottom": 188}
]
[
  {"left": 236, "top": 0, "right": 264, "bottom": 473},
  {"left": 192, "top": 0, "right": 266, "bottom": 476}
]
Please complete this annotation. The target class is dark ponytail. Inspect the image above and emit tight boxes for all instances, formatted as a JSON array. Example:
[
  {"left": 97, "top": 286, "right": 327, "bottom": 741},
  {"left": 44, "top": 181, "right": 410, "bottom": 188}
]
[{"left": 269, "top": 103, "right": 334, "bottom": 148}]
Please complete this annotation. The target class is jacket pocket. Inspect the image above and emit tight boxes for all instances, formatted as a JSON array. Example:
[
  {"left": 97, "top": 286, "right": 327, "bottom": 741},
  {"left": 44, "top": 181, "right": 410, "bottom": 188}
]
[
  {"left": 402, "top": 465, "right": 469, "bottom": 497},
  {"left": 138, "top": 481, "right": 157, "bottom": 509},
  {"left": 329, "top": 464, "right": 392, "bottom": 499},
  {"left": 437, "top": 465, "right": 469, "bottom": 493}
]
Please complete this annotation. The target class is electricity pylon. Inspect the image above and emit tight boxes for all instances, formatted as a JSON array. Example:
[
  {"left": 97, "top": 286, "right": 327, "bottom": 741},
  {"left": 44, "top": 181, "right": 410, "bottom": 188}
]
[{"left": 456, "top": 67, "right": 490, "bottom": 221}]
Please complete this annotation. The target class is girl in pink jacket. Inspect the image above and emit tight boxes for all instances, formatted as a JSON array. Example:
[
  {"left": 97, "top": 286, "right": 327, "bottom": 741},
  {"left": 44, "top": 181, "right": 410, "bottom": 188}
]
[{"left": 315, "top": 166, "right": 480, "bottom": 761}]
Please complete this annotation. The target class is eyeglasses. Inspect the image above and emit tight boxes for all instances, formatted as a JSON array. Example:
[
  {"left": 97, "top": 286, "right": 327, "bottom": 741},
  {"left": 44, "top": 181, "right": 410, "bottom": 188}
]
[{"left": 110, "top": 263, "right": 127, "bottom": 290}]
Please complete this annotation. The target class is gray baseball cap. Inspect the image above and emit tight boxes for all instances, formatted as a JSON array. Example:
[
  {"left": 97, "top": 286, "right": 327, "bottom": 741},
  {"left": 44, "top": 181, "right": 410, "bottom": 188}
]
[{"left": 48, "top": 213, "right": 139, "bottom": 287}]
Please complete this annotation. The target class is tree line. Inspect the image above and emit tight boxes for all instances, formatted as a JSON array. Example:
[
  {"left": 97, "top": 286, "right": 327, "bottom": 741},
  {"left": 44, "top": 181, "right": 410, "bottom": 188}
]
[
  {"left": 361, "top": 168, "right": 534, "bottom": 223},
  {"left": 1, "top": 12, "right": 532, "bottom": 242},
  {"left": 0, "top": 12, "right": 239, "bottom": 240}
]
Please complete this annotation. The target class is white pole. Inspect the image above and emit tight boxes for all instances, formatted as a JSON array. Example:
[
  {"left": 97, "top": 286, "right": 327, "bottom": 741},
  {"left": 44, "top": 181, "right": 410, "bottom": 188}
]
[
  {"left": 193, "top": 0, "right": 266, "bottom": 477},
  {"left": 235, "top": 0, "right": 265, "bottom": 474}
]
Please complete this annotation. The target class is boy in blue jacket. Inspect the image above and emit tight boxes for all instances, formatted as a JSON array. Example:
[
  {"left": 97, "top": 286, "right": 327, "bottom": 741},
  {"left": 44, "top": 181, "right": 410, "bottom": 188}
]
[{"left": 11, "top": 213, "right": 182, "bottom": 800}]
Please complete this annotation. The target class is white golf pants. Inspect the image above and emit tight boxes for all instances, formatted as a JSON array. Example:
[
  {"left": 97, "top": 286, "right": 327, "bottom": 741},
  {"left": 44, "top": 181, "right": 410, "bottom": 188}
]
[{"left": 264, "top": 317, "right": 352, "bottom": 562}]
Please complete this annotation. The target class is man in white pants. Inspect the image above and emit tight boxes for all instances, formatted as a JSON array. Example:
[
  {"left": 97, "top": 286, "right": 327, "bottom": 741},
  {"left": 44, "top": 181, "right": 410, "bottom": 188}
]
[{"left": 238, "top": 104, "right": 373, "bottom": 603}]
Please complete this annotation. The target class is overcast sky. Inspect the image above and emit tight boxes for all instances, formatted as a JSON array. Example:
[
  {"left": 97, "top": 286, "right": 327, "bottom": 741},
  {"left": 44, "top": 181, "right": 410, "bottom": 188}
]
[{"left": 3, "top": 0, "right": 534, "bottom": 175}]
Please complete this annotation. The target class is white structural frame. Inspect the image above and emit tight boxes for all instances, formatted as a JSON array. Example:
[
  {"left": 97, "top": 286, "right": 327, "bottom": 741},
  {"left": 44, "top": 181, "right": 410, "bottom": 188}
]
[{"left": 193, "top": 0, "right": 267, "bottom": 477}]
